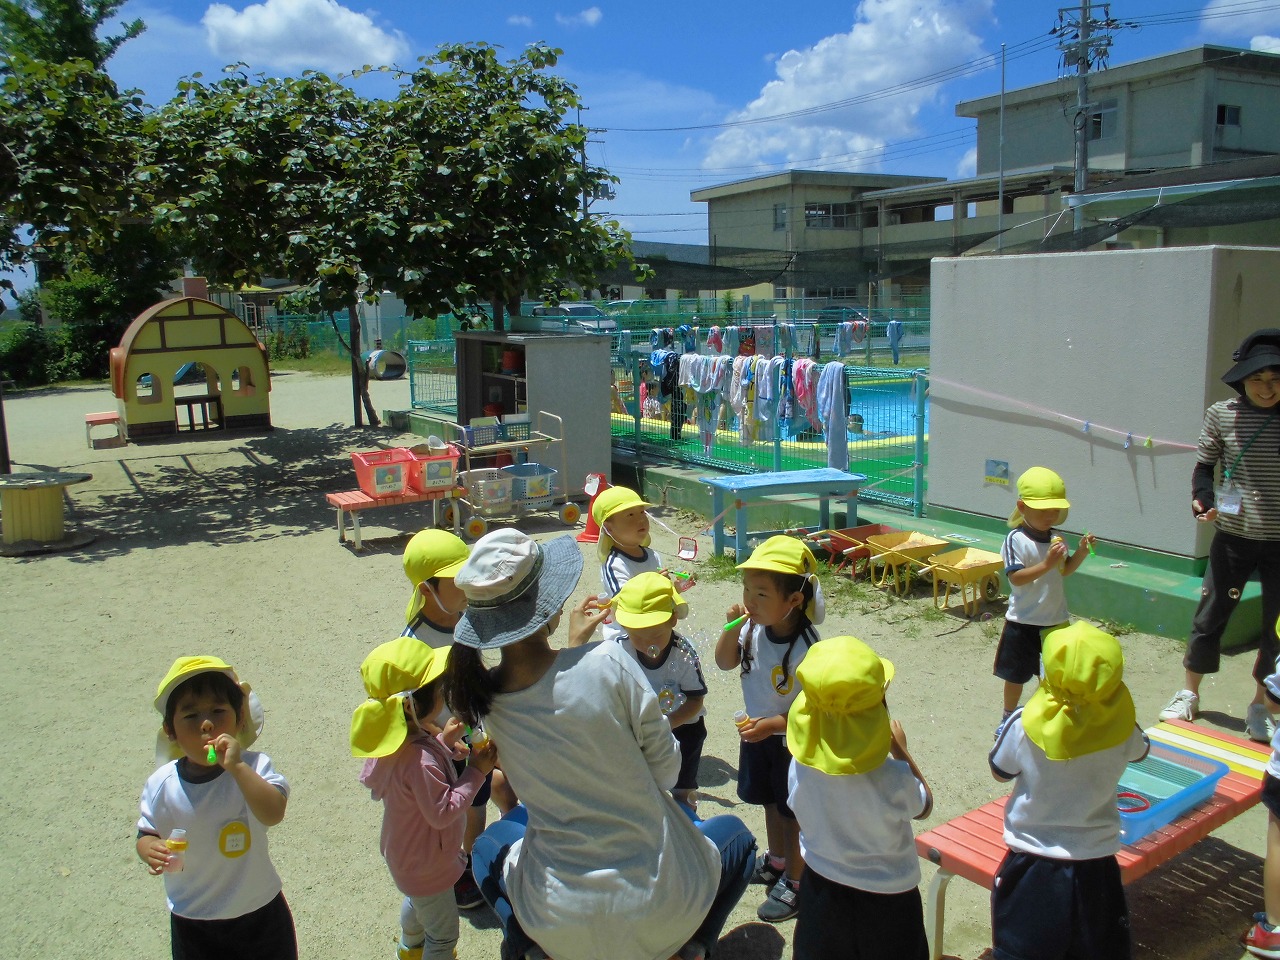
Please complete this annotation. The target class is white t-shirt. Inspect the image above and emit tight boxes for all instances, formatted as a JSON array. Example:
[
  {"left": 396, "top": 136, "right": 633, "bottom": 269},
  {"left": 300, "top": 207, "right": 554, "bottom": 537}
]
[
  {"left": 599, "top": 547, "right": 663, "bottom": 643},
  {"left": 615, "top": 633, "right": 708, "bottom": 720},
  {"left": 990, "top": 711, "right": 1149, "bottom": 859},
  {"left": 737, "top": 621, "right": 819, "bottom": 725},
  {"left": 487, "top": 642, "right": 719, "bottom": 960},
  {"left": 788, "top": 757, "right": 927, "bottom": 894},
  {"left": 1001, "top": 526, "right": 1069, "bottom": 626},
  {"left": 1263, "top": 654, "right": 1280, "bottom": 777},
  {"left": 138, "top": 753, "right": 289, "bottom": 920}
]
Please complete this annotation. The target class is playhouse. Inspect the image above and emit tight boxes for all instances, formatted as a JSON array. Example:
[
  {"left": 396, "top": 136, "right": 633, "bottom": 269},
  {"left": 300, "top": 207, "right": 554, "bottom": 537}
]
[{"left": 108, "top": 296, "right": 272, "bottom": 441}]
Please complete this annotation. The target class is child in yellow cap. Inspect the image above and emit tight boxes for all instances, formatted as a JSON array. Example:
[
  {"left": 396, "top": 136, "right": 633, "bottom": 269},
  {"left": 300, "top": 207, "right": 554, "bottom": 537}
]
[
  {"left": 990, "top": 621, "right": 1148, "bottom": 960},
  {"left": 352, "top": 637, "right": 498, "bottom": 960},
  {"left": 592, "top": 485, "right": 663, "bottom": 643},
  {"left": 996, "top": 466, "right": 1096, "bottom": 735},
  {"left": 715, "top": 534, "right": 826, "bottom": 924},
  {"left": 136, "top": 656, "right": 297, "bottom": 959},
  {"left": 398, "top": 528, "right": 492, "bottom": 909},
  {"left": 786, "top": 636, "right": 932, "bottom": 960},
  {"left": 612, "top": 571, "right": 709, "bottom": 811}
]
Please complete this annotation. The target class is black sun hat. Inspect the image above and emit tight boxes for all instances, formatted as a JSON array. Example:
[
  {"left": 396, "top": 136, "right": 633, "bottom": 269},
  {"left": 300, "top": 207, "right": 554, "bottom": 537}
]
[{"left": 1223, "top": 328, "right": 1280, "bottom": 394}]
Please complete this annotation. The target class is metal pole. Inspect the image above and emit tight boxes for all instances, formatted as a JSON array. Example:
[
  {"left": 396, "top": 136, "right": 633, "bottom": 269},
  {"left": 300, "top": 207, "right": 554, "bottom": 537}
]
[
  {"left": 913, "top": 372, "right": 927, "bottom": 517},
  {"left": 0, "top": 377, "right": 10, "bottom": 474},
  {"left": 1073, "top": 0, "right": 1092, "bottom": 233},
  {"left": 997, "top": 43, "right": 1006, "bottom": 252}
]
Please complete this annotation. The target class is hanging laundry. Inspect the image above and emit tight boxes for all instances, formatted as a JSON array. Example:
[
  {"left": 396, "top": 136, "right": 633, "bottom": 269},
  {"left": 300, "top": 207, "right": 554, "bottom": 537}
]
[
  {"left": 817, "top": 361, "right": 849, "bottom": 471},
  {"left": 707, "top": 325, "right": 723, "bottom": 354}
]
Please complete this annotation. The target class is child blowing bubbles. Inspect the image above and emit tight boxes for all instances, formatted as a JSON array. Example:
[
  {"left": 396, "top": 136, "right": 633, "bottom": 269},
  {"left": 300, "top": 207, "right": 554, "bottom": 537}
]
[
  {"left": 351, "top": 638, "right": 498, "bottom": 960},
  {"left": 996, "top": 467, "right": 1095, "bottom": 732},
  {"left": 990, "top": 622, "right": 1148, "bottom": 960},
  {"left": 716, "top": 535, "right": 825, "bottom": 924},
  {"left": 612, "top": 571, "right": 709, "bottom": 811},
  {"left": 593, "top": 486, "right": 663, "bottom": 643},
  {"left": 136, "top": 656, "right": 296, "bottom": 960},
  {"left": 786, "top": 637, "right": 933, "bottom": 960}
]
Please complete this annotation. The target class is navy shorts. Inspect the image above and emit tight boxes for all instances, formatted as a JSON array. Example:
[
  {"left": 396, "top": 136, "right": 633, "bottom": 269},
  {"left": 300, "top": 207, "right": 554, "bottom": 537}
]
[
  {"left": 993, "top": 621, "right": 1050, "bottom": 684},
  {"left": 1262, "top": 772, "right": 1280, "bottom": 820},
  {"left": 991, "top": 851, "right": 1130, "bottom": 960},
  {"left": 673, "top": 717, "right": 707, "bottom": 791},
  {"left": 737, "top": 734, "right": 795, "bottom": 819},
  {"left": 170, "top": 891, "right": 297, "bottom": 960},
  {"left": 794, "top": 867, "right": 927, "bottom": 960}
]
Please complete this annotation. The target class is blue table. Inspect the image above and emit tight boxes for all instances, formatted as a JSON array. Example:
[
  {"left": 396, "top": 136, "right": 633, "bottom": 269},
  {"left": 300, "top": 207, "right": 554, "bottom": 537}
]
[{"left": 700, "top": 468, "right": 867, "bottom": 562}]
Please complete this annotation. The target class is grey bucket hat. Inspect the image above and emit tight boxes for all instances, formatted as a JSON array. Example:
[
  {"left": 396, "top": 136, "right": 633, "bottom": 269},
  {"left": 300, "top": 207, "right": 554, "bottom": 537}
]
[
  {"left": 1223, "top": 328, "right": 1280, "bottom": 395},
  {"left": 454, "top": 531, "right": 583, "bottom": 650}
]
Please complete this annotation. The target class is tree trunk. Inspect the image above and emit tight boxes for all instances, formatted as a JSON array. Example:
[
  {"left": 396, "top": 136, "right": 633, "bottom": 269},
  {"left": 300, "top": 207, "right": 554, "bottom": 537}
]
[
  {"left": 490, "top": 296, "right": 505, "bottom": 332},
  {"left": 347, "top": 296, "right": 380, "bottom": 428}
]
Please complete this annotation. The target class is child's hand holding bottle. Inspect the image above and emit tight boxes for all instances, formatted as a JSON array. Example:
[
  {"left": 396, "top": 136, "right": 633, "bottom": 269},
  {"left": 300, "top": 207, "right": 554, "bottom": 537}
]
[
  {"left": 440, "top": 717, "right": 469, "bottom": 760},
  {"left": 468, "top": 739, "right": 498, "bottom": 776},
  {"left": 136, "top": 834, "right": 173, "bottom": 876}
]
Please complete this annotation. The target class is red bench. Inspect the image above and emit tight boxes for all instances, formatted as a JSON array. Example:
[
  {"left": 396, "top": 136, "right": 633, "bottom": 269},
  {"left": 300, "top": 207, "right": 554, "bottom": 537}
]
[
  {"left": 325, "top": 488, "right": 458, "bottom": 550},
  {"left": 914, "top": 719, "right": 1270, "bottom": 960},
  {"left": 85, "top": 411, "right": 125, "bottom": 449}
]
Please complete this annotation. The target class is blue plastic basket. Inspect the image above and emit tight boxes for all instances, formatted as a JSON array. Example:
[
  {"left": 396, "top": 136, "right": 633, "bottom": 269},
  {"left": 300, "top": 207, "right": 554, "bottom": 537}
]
[
  {"left": 1117, "top": 740, "right": 1229, "bottom": 844},
  {"left": 502, "top": 462, "right": 557, "bottom": 502}
]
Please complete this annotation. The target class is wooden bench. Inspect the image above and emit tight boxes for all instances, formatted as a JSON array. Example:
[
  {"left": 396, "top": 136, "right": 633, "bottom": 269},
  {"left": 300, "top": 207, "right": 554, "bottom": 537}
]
[
  {"left": 914, "top": 719, "right": 1270, "bottom": 960},
  {"left": 85, "top": 411, "right": 125, "bottom": 449},
  {"left": 325, "top": 488, "right": 459, "bottom": 550}
]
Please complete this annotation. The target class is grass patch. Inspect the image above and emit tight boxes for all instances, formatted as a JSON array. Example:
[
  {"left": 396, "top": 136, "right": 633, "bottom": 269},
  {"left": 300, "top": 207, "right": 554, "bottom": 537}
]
[
  {"left": 1095, "top": 619, "right": 1136, "bottom": 637},
  {"left": 272, "top": 353, "right": 361, "bottom": 375}
]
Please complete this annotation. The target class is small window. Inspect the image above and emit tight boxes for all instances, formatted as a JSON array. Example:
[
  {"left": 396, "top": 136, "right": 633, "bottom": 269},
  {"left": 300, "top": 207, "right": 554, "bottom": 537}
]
[
  {"left": 234, "top": 366, "right": 255, "bottom": 397},
  {"left": 773, "top": 285, "right": 788, "bottom": 300},
  {"left": 1088, "top": 98, "right": 1118, "bottom": 141},
  {"left": 1217, "top": 103, "right": 1241, "bottom": 127},
  {"left": 773, "top": 204, "right": 787, "bottom": 231},
  {"left": 135, "top": 373, "right": 159, "bottom": 404}
]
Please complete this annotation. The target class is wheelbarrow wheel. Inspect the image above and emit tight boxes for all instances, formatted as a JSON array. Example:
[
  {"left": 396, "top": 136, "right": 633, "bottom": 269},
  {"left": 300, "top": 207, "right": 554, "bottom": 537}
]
[
  {"left": 559, "top": 502, "right": 581, "bottom": 526},
  {"left": 983, "top": 575, "right": 1001, "bottom": 602},
  {"left": 465, "top": 516, "right": 489, "bottom": 540}
]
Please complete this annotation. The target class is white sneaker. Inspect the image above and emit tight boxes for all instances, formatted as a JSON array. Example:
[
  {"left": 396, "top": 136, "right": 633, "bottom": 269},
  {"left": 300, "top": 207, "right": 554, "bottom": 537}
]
[
  {"left": 1159, "top": 689, "right": 1199, "bottom": 722},
  {"left": 1247, "top": 703, "right": 1276, "bottom": 743}
]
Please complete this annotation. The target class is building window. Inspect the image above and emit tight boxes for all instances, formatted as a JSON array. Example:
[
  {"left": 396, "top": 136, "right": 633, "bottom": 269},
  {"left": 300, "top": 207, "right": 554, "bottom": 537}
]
[
  {"left": 804, "top": 202, "right": 858, "bottom": 229},
  {"left": 773, "top": 204, "right": 787, "bottom": 231},
  {"left": 774, "top": 285, "right": 788, "bottom": 300},
  {"left": 1217, "top": 103, "right": 1241, "bottom": 127},
  {"left": 1088, "top": 98, "right": 1118, "bottom": 141}
]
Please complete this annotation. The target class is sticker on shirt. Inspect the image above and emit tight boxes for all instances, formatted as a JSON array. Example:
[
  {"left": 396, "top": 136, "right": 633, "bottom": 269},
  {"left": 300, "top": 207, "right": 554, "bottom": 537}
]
[
  {"left": 219, "top": 820, "right": 252, "bottom": 858},
  {"left": 771, "top": 664, "right": 795, "bottom": 697},
  {"left": 1216, "top": 483, "right": 1244, "bottom": 516}
]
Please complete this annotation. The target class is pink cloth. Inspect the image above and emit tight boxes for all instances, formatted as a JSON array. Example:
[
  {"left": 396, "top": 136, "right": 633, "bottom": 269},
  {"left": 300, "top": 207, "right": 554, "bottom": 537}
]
[
  {"left": 792, "top": 358, "right": 821, "bottom": 430},
  {"left": 359, "top": 733, "right": 484, "bottom": 897}
]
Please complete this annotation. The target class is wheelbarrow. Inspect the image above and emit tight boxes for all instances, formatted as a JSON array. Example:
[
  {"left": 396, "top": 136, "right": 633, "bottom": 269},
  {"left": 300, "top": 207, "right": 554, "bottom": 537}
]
[
  {"left": 863, "top": 531, "right": 949, "bottom": 595},
  {"left": 802, "top": 524, "right": 902, "bottom": 578},
  {"left": 917, "top": 547, "right": 1004, "bottom": 616}
]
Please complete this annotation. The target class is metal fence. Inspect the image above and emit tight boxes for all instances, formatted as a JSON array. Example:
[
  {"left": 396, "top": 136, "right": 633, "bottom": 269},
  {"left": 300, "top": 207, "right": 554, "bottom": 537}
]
[
  {"left": 610, "top": 320, "right": 930, "bottom": 515},
  {"left": 407, "top": 339, "right": 459, "bottom": 415}
]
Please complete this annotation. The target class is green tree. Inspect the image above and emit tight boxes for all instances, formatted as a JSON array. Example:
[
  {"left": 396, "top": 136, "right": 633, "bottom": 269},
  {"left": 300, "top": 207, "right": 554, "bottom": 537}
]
[
  {"left": 142, "top": 43, "right": 636, "bottom": 427},
  {"left": 0, "top": 0, "right": 144, "bottom": 69}
]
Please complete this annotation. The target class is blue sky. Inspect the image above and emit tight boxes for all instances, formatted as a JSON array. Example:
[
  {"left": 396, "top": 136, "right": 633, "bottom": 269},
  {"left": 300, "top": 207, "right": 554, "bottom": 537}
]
[{"left": 88, "top": 0, "right": 1280, "bottom": 248}]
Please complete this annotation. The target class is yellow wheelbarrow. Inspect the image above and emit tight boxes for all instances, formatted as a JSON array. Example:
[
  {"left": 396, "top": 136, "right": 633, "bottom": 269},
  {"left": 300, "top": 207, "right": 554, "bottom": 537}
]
[
  {"left": 863, "top": 531, "right": 949, "bottom": 595},
  {"left": 917, "top": 547, "right": 1004, "bottom": 616}
]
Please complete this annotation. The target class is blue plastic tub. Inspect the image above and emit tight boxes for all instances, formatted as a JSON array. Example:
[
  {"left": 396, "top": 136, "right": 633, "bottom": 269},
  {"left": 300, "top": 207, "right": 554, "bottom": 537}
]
[{"left": 1117, "top": 740, "right": 1229, "bottom": 844}]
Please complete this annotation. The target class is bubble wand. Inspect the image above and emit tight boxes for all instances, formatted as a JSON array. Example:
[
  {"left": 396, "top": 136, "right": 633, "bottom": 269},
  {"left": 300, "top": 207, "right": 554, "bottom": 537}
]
[{"left": 723, "top": 613, "right": 748, "bottom": 632}]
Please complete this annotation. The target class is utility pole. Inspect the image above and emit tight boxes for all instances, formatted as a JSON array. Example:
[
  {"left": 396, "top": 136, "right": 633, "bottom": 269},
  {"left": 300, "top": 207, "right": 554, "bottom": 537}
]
[{"left": 1055, "top": 2, "right": 1119, "bottom": 231}]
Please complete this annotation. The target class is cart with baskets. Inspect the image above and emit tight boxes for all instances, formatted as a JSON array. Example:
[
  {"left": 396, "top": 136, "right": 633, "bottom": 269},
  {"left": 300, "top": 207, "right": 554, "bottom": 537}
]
[{"left": 444, "top": 411, "right": 581, "bottom": 540}]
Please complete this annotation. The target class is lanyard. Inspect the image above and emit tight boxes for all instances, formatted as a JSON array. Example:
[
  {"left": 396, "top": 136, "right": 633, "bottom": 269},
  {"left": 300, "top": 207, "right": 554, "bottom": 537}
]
[{"left": 1225, "top": 410, "right": 1278, "bottom": 482}]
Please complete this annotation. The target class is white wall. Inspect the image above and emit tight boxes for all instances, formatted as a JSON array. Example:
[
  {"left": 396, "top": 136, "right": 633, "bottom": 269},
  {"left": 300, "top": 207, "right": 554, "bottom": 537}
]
[{"left": 929, "top": 246, "right": 1280, "bottom": 558}]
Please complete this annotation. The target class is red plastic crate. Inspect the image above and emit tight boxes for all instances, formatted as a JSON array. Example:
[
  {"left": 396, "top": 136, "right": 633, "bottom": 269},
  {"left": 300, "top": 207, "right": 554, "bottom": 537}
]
[
  {"left": 351, "top": 448, "right": 412, "bottom": 499},
  {"left": 407, "top": 444, "right": 460, "bottom": 494}
]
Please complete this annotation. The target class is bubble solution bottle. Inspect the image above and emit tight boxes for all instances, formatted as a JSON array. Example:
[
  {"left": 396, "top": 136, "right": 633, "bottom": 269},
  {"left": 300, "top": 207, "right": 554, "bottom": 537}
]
[
  {"left": 733, "top": 710, "right": 752, "bottom": 730},
  {"left": 164, "top": 829, "right": 188, "bottom": 873}
]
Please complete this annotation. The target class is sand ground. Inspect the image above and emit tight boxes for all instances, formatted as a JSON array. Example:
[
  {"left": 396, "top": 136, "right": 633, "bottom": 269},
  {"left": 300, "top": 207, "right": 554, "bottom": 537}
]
[{"left": 0, "top": 370, "right": 1267, "bottom": 960}]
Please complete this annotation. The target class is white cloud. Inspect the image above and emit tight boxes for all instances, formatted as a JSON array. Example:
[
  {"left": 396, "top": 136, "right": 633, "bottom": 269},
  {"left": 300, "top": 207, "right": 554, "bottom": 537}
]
[
  {"left": 956, "top": 146, "right": 977, "bottom": 178},
  {"left": 1202, "top": 0, "right": 1280, "bottom": 36},
  {"left": 555, "top": 7, "right": 602, "bottom": 28},
  {"left": 202, "top": 0, "right": 409, "bottom": 73},
  {"left": 508, "top": 14, "right": 534, "bottom": 27},
  {"left": 703, "top": 0, "right": 992, "bottom": 172},
  {"left": 1252, "top": 34, "right": 1280, "bottom": 52}
]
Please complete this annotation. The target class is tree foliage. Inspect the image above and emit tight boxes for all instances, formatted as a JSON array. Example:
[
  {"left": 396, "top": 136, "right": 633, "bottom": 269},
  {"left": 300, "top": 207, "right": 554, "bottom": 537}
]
[{"left": 0, "top": 0, "right": 144, "bottom": 69}]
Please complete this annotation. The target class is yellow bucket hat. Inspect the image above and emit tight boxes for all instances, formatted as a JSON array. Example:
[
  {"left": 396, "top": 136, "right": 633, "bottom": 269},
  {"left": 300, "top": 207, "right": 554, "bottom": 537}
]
[
  {"left": 1008, "top": 466, "right": 1071, "bottom": 528},
  {"left": 1022, "top": 621, "right": 1135, "bottom": 761},
  {"left": 350, "top": 637, "right": 449, "bottom": 758},
  {"left": 787, "top": 636, "right": 895, "bottom": 775},
  {"left": 403, "top": 529, "right": 470, "bottom": 623},
  {"left": 737, "top": 535, "right": 826, "bottom": 624},
  {"left": 613, "top": 571, "right": 689, "bottom": 630},
  {"left": 591, "top": 486, "right": 653, "bottom": 561},
  {"left": 153, "top": 655, "right": 264, "bottom": 767}
]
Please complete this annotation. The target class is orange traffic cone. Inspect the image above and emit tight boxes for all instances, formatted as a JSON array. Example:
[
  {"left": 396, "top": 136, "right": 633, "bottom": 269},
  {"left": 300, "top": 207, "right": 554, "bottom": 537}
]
[{"left": 577, "top": 474, "right": 610, "bottom": 543}]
